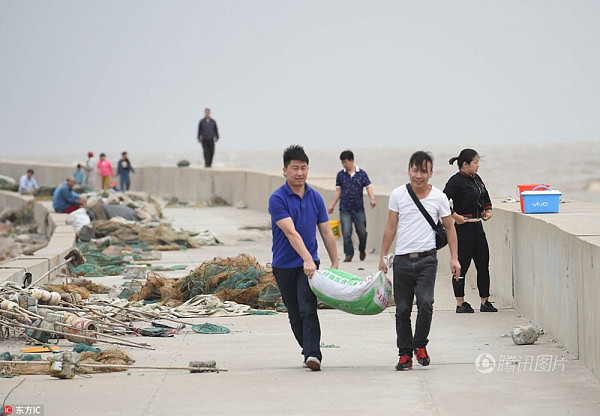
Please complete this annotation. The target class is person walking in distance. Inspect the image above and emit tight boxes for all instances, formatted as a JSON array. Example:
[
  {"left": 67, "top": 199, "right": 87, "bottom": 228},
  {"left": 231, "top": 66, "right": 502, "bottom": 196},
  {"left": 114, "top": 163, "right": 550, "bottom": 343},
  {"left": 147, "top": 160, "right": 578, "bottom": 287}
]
[
  {"left": 379, "top": 151, "right": 460, "bottom": 371},
  {"left": 268, "top": 145, "right": 339, "bottom": 371},
  {"left": 328, "top": 150, "right": 376, "bottom": 262},
  {"left": 443, "top": 149, "right": 497, "bottom": 313},
  {"left": 197, "top": 108, "right": 220, "bottom": 167}
]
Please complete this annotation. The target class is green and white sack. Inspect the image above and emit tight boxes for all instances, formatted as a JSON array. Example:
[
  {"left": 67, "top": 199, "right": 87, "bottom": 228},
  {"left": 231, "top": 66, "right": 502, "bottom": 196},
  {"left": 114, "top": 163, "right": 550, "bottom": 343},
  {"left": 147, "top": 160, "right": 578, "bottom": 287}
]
[{"left": 309, "top": 269, "right": 392, "bottom": 315}]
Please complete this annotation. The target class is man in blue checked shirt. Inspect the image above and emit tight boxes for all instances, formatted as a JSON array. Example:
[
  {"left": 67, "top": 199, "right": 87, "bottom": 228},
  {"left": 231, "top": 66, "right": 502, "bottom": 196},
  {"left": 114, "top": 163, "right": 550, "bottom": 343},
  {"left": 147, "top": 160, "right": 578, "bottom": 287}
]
[{"left": 328, "top": 150, "right": 376, "bottom": 262}]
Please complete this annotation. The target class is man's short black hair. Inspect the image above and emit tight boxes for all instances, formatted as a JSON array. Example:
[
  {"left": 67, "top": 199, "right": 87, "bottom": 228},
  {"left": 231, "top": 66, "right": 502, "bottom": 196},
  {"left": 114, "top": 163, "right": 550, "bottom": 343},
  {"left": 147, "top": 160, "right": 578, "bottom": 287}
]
[
  {"left": 27, "top": 169, "right": 34, "bottom": 174},
  {"left": 339, "top": 150, "right": 354, "bottom": 161},
  {"left": 408, "top": 151, "right": 434, "bottom": 173},
  {"left": 283, "top": 145, "right": 309, "bottom": 167}
]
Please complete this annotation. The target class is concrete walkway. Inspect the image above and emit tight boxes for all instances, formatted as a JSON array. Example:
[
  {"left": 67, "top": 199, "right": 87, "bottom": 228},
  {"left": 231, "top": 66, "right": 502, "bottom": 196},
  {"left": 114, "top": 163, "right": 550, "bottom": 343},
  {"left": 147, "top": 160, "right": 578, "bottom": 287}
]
[{"left": 3, "top": 205, "right": 600, "bottom": 415}]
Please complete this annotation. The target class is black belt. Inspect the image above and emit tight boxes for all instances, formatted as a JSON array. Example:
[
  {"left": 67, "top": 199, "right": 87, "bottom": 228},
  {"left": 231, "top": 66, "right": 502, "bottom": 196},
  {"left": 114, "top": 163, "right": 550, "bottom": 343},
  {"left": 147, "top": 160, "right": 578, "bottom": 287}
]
[{"left": 398, "top": 249, "right": 436, "bottom": 259}]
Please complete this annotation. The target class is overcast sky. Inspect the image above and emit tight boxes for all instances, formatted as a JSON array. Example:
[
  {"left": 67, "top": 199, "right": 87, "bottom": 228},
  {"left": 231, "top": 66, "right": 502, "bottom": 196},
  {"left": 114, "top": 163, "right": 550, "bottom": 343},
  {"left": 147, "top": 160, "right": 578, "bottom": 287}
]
[{"left": 1, "top": 0, "right": 599, "bottom": 157}]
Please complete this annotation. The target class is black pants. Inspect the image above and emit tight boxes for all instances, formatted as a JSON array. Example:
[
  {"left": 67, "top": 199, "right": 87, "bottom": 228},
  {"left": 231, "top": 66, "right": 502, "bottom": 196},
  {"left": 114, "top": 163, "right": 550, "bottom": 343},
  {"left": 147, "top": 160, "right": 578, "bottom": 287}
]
[
  {"left": 393, "top": 254, "right": 437, "bottom": 356},
  {"left": 452, "top": 221, "right": 491, "bottom": 298},
  {"left": 273, "top": 265, "right": 322, "bottom": 362},
  {"left": 202, "top": 140, "right": 215, "bottom": 167}
]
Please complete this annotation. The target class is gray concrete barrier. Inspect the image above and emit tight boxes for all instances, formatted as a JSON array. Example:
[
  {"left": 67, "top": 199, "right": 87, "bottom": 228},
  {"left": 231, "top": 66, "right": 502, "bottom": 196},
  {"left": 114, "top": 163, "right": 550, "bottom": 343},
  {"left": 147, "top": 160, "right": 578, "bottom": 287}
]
[
  {"left": 0, "top": 190, "right": 76, "bottom": 286},
  {"left": 1, "top": 159, "right": 599, "bottom": 379}
]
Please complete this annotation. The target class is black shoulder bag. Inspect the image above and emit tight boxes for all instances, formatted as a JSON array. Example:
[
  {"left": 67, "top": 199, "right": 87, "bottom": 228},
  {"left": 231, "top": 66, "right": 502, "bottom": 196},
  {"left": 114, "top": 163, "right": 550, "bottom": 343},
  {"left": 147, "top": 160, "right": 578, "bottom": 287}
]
[{"left": 406, "top": 184, "right": 448, "bottom": 250}]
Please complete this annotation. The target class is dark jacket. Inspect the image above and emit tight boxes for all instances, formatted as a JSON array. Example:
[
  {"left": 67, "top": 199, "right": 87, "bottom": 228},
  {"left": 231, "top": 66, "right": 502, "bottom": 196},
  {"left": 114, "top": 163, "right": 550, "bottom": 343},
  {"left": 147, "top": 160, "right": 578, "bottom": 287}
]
[
  {"left": 443, "top": 172, "right": 492, "bottom": 219},
  {"left": 197, "top": 118, "right": 219, "bottom": 141},
  {"left": 117, "top": 158, "right": 134, "bottom": 175}
]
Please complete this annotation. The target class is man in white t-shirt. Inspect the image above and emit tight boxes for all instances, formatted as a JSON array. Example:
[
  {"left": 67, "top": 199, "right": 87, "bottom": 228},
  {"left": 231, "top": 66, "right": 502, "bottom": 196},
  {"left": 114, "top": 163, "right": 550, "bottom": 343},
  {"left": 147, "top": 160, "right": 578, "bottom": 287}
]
[{"left": 379, "top": 151, "right": 461, "bottom": 371}]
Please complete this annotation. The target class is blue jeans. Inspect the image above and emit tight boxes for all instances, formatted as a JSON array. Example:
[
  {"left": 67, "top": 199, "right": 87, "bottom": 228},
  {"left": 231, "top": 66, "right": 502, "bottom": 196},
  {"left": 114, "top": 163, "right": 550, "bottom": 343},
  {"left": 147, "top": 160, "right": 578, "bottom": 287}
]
[
  {"left": 119, "top": 172, "right": 131, "bottom": 191},
  {"left": 340, "top": 210, "right": 367, "bottom": 258},
  {"left": 393, "top": 253, "right": 438, "bottom": 356},
  {"left": 273, "top": 265, "right": 322, "bottom": 362}
]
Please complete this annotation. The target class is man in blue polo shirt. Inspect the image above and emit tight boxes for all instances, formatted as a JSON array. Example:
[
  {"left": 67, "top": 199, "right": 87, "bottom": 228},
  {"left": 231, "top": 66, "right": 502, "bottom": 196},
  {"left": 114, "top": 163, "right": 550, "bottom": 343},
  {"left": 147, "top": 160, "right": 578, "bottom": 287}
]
[
  {"left": 268, "top": 145, "right": 339, "bottom": 372},
  {"left": 328, "top": 150, "right": 376, "bottom": 262}
]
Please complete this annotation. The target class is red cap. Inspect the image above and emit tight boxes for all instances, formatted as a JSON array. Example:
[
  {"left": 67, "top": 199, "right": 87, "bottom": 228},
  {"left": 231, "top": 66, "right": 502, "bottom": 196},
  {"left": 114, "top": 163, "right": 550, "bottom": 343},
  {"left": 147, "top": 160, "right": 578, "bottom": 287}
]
[{"left": 87, "top": 151, "right": 94, "bottom": 157}]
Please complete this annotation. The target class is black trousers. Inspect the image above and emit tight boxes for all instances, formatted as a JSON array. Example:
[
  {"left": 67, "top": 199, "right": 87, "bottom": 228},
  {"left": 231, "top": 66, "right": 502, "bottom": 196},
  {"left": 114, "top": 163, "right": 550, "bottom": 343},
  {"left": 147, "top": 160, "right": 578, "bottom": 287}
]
[
  {"left": 452, "top": 221, "right": 491, "bottom": 298},
  {"left": 273, "top": 265, "right": 322, "bottom": 362},
  {"left": 202, "top": 140, "right": 215, "bottom": 167},
  {"left": 393, "top": 254, "right": 437, "bottom": 355}
]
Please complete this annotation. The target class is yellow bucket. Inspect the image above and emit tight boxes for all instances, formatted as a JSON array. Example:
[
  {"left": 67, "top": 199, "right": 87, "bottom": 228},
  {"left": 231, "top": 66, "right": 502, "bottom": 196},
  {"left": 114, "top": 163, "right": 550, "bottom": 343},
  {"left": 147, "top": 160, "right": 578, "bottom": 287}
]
[{"left": 329, "top": 219, "right": 341, "bottom": 238}]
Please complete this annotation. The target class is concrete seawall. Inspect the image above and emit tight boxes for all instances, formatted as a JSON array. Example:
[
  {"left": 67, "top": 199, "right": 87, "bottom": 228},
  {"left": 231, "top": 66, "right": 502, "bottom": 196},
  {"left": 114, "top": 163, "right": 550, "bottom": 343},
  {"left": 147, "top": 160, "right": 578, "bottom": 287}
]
[
  {"left": 0, "top": 190, "right": 76, "bottom": 286},
  {"left": 1, "top": 160, "right": 599, "bottom": 379}
]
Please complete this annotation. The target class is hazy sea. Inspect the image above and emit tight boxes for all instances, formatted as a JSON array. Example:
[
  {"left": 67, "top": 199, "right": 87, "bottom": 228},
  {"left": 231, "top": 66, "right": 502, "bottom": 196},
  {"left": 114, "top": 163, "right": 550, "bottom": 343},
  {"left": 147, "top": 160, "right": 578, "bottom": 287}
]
[{"left": 15, "top": 141, "right": 600, "bottom": 204}]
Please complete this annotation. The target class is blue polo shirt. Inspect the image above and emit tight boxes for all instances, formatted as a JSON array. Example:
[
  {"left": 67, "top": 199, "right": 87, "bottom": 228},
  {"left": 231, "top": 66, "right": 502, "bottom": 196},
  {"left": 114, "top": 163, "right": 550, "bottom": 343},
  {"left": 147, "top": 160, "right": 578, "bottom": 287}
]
[
  {"left": 269, "top": 182, "right": 329, "bottom": 268},
  {"left": 335, "top": 167, "right": 371, "bottom": 212}
]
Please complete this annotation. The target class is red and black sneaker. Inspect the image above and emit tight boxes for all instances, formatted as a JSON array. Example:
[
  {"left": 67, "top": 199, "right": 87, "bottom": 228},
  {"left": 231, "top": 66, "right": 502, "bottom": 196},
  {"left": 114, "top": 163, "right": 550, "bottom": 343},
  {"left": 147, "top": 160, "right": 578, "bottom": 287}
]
[
  {"left": 395, "top": 355, "right": 413, "bottom": 371},
  {"left": 415, "top": 347, "right": 430, "bottom": 366}
]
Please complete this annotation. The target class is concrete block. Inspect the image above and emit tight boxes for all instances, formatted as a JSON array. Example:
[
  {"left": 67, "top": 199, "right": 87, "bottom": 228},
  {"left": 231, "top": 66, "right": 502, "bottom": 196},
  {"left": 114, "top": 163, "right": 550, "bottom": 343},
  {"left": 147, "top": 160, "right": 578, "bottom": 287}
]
[
  {"left": 0, "top": 268, "right": 25, "bottom": 284},
  {"left": 123, "top": 265, "right": 147, "bottom": 280},
  {"left": 2, "top": 258, "right": 51, "bottom": 284}
]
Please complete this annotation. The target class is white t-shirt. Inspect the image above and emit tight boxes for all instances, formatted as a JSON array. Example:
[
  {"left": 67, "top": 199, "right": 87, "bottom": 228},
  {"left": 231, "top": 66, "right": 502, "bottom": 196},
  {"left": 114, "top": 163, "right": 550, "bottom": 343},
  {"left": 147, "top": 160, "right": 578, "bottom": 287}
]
[{"left": 388, "top": 184, "right": 451, "bottom": 255}]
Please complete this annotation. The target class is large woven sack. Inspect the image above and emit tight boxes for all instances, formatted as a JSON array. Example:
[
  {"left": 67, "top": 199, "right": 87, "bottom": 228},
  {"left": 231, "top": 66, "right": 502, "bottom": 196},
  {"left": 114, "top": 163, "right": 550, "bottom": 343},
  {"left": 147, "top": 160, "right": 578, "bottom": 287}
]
[{"left": 309, "top": 269, "right": 392, "bottom": 315}]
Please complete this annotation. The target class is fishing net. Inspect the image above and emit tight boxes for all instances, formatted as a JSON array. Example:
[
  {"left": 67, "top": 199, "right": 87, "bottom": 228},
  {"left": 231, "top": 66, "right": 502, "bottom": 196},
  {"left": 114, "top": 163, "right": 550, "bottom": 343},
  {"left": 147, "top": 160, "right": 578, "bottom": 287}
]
[
  {"left": 78, "top": 349, "right": 135, "bottom": 373},
  {"left": 191, "top": 322, "right": 230, "bottom": 334},
  {"left": 129, "top": 274, "right": 182, "bottom": 306},
  {"left": 72, "top": 219, "right": 219, "bottom": 276},
  {"left": 129, "top": 254, "right": 282, "bottom": 309},
  {"left": 178, "top": 254, "right": 281, "bottom": 309}
]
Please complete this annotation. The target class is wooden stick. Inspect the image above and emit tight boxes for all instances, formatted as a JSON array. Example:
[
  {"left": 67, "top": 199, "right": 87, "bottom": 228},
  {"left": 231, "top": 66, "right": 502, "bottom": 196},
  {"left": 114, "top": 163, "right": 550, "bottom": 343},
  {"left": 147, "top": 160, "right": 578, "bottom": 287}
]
[
  {"left": 79, "top": 363, "right": 227, "bottom": 372},
  {"left": 0, "top": 361, "right": 227, "bottom": 376},
  {"left": 61, "top": 300, "right": 155, "bottom": 328},
  {"left": 0, "top": 309, "right": 33, "bottom": 324},
  {"left": 0, "top": 361, "right": 51, "bottom": 376},
  {"left": 40, "top": 305, "right": 137, "bottom": 334},
  {"left": 1, "top": 322, "right": 59, "bottom": 350},
  {"left": 88, "top": 301, "right": 194, "bottom": 326}
]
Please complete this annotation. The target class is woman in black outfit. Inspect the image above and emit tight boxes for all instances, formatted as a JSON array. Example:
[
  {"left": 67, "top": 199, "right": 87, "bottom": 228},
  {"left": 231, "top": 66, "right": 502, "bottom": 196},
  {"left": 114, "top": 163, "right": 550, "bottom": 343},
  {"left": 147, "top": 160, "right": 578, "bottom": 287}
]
[{"left": 443, "top": 149, "right": 497, "bottom": 313}]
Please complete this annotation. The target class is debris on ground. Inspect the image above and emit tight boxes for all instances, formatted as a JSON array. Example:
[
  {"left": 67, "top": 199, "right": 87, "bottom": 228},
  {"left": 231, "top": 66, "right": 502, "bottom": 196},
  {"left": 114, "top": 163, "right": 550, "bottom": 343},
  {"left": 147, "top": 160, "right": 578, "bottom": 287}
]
[
  {"left": 192, "top": 322, "right": 230, "bottom": 334},
  {"left": 511, "top": 323, "right": 544, "bottom": 345},
  {"left": 72, "top": 221, "right": 219, "bottom": 276},
  {"left": 78, "top": 349, "right": 135, "bottom": 373},
  {"left": 125, "top": 254, "right": 282, "bottom": 309}
]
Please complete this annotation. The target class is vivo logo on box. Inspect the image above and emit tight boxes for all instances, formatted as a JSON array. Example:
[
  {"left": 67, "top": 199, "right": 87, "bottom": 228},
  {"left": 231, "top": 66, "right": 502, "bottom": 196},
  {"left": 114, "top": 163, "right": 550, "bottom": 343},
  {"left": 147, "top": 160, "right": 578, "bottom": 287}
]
[{"left": 520, "top": 189, "right": 561, "bottom": 214}]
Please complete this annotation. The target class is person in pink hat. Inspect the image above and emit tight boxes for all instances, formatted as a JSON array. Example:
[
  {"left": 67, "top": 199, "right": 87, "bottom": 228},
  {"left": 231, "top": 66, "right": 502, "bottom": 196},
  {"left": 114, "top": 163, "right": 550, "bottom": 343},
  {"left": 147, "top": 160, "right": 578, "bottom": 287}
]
[{"left": 96, "top": 153, "right": 114, "bottom": 190}]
